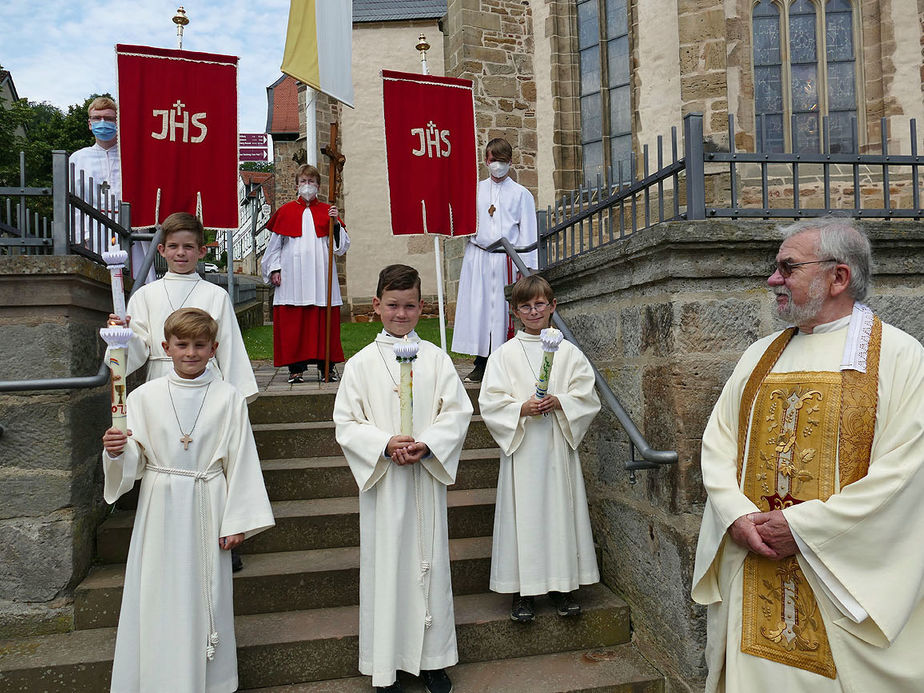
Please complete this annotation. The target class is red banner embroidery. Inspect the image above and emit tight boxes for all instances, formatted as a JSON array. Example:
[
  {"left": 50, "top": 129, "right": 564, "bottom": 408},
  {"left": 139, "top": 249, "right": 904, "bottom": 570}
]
[
  {"left": 116, "top": 44, "right": 239, "bottom": 229},
  {"left": 382, "top": 70, "right": 476, "bottom": 236}
]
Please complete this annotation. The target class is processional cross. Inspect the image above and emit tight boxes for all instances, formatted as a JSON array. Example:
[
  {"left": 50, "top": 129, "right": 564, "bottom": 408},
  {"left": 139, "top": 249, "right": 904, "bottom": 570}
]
[{"left": 321, "top": 123, "right": 346, "bottom": 383}]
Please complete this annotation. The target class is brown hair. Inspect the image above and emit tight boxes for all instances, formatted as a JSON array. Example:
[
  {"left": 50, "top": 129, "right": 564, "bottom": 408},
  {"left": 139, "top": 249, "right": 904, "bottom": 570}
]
[
  {"left": 295, "top": 164, "right": 321, "bottom": 186},
  {"left": 485, "top": 137, "right": 512, "bottom": 162},
  {"left": 163, "top": 307, "right": 218, "bottom": 342},
  {"left": 376, "top": 264, "right": 421, "bottom": 300},
  {"left": 161, "top": 212, "right": 205, "bottom": 247},
  {"left": 511, "top": 274, "right": 554, "bottom": 307},
  {"left": 87, "top": 96, "right": 117, "bottom": 114}
]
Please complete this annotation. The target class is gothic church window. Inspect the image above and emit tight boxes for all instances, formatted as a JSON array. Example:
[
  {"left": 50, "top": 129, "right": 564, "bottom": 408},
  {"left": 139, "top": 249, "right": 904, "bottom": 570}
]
[
  {"left": 752, "top": 0, "right": 858, "bottom": 153},
  {"left": 577, "top": 0, "right": 631, "bottom": 185}
]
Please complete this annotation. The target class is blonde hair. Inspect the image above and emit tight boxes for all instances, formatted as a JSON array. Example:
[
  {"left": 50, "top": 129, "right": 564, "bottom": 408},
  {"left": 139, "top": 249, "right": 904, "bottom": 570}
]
[
  {"left": 163, "top": 308, "right": 218, "bottom": 342},
  {"left": 161, "top": 212, "right": 205, "bottom": 247},
  {"left": 87, "top": 96, "right": 117, "bottom": 114},
  {"left": 295, "top": 164, "right": 321, "bottom": 186}
]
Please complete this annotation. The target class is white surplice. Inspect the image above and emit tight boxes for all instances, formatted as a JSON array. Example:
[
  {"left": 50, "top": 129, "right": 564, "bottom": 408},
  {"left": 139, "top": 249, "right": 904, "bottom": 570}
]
[
  {"left": 692, "top": 315, "right": 924, "bottom": 693},
  {"left": 103, "top": 367, "right": 275, "bottom": 693},
  {"left": 451, "top": 177, "right": 537, "bottom": 357},
  {"left": 260, "top": 222, "right": 350, "bottom": 307},
  {"left": 122, "top": 272, "right": 258, "bottom": 401},
  {"left": 479, "top": 332, "right": 601, "bottom": 595},
  {"left": 333, "top": 332, "right": 473, "bottom": 687}
]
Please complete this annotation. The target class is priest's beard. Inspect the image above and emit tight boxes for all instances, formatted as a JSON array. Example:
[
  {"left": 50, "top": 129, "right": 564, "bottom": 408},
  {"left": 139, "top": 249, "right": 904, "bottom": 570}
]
[{"left": 773, "top": 275, "right": 827, "bottom": 325}]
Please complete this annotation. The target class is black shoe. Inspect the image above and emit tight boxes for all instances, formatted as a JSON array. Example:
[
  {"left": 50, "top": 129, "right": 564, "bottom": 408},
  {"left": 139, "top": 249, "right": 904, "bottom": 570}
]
[
  {"left": 287, "top": 373, "right": 304, "bottom": 384},
  {"left": 548, "top": 590, "right": 581, "bottom": 617},
  {"left": 375, "top": 681, "right": 404, "bottom": 693},
  {"left": 510, "top": 594, "right": 535, "bottom": 622},
  {"left": 464, "top": 365, "right": 484, "bottom": 383},
  {"left": 319, "top": 365, "right": 340, "bottom": 383},
  {"left": 421, "top": 669, "right": 453, "bottom": 693},
  {"left": 231, "top": 548, "right": 243, "bottom": 573}
]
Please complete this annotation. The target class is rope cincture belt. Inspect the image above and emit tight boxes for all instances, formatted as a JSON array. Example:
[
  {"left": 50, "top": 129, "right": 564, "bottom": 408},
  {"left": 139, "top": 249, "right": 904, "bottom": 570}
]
[{"left": 145, "top": 463, "right": 224, "bottom": 660}]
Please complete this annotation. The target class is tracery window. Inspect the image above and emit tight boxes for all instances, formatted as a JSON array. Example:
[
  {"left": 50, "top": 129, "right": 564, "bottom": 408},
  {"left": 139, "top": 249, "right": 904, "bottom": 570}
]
[
  {"left": 577, "top": 0, "right": 631, "bottom": 185},
  {"left": 752, "top": 0, "right": 859, "bottom": 153}
]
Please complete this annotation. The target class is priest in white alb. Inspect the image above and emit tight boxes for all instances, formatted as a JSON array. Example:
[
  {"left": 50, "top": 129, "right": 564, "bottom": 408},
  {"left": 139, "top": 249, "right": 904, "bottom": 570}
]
[
  {"left": 102, "top": 308, "right": 274, "bottom": 693},
  {"left": 334, "top": 265, "right": 472, "bottom": 693},
  {"left": 692, "top": 219, "right": 924, "bottom": 692},
  {"left": 479, "top": 275, "right": 601, "bottom": 622},
  {"left": 451, "top": 137, "right": 537, "bottom": 383}
]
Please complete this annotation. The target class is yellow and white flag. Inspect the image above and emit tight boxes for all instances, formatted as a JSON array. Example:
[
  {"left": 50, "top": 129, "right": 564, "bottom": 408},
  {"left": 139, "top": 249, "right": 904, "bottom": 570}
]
[{"left": 280, "top": 0, "right": 354, "bottom": 107}]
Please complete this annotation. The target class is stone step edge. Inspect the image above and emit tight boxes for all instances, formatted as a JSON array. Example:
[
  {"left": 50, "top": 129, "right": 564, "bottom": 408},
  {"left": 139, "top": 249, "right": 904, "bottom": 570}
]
[
  {"left": 0, "top": 585, "right": 626, "bottom": 671},
  {"left": 240, "top": 644, "right": 664, "bottom": 693},
  {"left": 78, "top": 536, "right": 493, "bottom": 593},
  {"left": 260, "top": 447, "right": 501, "bottom": 470}
]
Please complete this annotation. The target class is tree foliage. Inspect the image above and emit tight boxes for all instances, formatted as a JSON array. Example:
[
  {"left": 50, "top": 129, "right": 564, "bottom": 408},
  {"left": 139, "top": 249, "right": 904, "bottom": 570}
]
[
  {"left": 240, "top": 161, "right": 275, "bottom": 173},
  {"left": 0, "top": 94, "right": 108, "bottom": 187}
]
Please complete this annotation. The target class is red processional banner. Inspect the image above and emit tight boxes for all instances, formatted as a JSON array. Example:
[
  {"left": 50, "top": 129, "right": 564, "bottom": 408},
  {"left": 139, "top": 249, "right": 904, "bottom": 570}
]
[
  {"left": 382, "top": 70, "right": 476, "bottom": 236},
  {"left": 116, "top": 44, "right": 239, "bottom": 229}
]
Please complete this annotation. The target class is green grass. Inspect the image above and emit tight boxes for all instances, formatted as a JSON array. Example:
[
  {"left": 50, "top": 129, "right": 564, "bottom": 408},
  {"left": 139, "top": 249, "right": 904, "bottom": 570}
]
[{"left": 243, "top": 318, "right": 467, "bottom": 361}]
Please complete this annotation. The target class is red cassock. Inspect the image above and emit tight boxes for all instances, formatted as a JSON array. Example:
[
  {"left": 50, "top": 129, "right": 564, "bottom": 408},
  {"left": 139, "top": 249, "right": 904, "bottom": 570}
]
[{"left": 264, "top": 197, "right": 348, "bottom": 367}]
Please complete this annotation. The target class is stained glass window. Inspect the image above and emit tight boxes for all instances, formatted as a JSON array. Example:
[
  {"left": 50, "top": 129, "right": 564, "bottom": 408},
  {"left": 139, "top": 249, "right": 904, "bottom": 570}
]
[
  {"left": 752, "top": 0, "right": 858, "bottom": 153},
  {"left": 577, "top": 0, "right": 632, "bottom": 185}
]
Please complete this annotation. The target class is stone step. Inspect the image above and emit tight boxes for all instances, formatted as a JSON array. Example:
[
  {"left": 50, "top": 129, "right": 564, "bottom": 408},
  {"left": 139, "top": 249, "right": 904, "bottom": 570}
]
[
  {"left": 249, "top": 385, "right": 482, "bottom": 425},
  {"left": 95, "top": 487, "right": 497, "bottom": 564},
  {"left": 75, "top": 536, "right": 494, "bottom": 630},
  {"left": 252, "top": 416, "right": 495, "bottom": 461},
  {"left": 262, "top": 448, "right": 500, "bottom": 501},
  {"left": 241, "top": 645, "right": 663, "bottom": 692},
  {"left": 0, "top": 585, "right": 629, "bottom": 692}
]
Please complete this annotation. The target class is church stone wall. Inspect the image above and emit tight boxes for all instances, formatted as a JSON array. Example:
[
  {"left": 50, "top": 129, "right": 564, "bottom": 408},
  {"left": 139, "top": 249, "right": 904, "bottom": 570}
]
[
  {"left": 540, "top": 219, "right": 924, "bottom": 690},
  {"left": 0, "top": 257, "right": 112, "bottom": 638}
]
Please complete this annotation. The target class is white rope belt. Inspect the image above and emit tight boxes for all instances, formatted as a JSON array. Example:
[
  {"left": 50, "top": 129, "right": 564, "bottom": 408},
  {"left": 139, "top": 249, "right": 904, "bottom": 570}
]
[{"left": 146, "top": 463, "right": 223, "bottom": 660}]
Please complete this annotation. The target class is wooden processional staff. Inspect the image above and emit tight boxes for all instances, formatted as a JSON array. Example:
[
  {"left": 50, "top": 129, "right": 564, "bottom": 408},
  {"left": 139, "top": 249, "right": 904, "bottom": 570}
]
[{"left": 321, "top": 123, "right": 346, "bottom": 383}]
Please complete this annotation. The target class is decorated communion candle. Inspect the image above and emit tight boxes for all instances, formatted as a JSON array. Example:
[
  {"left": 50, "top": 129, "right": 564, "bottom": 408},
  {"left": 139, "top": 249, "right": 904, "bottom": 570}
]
[
  {"left": 536, "top": 327, "right": 564, "bottom": 399},
  {"left": 394, "top": 338, "right": 419, "bottom": 435}
]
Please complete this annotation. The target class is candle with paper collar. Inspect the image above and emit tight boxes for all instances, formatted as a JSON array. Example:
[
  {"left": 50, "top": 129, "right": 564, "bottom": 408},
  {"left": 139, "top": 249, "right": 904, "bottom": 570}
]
[
  {"left": 393, "top": 338, "right": 419, "bottom": 435},
  {"left": 535, "top": 327, "right": 564, "bottom": 399},
  {"left": 102, "top": 241, "right": 129, "bottom": 321},
  {"left": 100, "top": 326, "right": 134, "bottom": 432}
]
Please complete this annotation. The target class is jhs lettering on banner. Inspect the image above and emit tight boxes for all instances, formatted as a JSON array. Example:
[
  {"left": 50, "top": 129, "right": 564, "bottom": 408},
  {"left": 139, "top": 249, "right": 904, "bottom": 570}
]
[{"left": 152, "top": 100, "right": 208, "bottom": 143}]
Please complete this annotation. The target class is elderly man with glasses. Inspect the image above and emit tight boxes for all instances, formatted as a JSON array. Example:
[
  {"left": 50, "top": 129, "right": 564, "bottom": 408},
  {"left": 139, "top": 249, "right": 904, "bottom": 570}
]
[{"left": 691, "top": 218, "right": 924, "bottom": 692}]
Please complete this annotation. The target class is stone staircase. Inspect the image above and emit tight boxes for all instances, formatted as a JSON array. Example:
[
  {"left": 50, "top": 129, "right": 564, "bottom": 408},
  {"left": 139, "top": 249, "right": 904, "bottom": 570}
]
[{"left": 0, "top": 370, "right": 664, "bottom": 692}]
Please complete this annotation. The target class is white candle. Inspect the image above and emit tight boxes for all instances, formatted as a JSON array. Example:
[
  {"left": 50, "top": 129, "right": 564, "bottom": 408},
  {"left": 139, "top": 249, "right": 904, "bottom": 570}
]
[
  {"left": 102, "top": 243, "right": 129, "bottom": 322},
  {"left": 535, "top": 327, "right": 564, "bottom": 400},
  {"left": 99, "top": 326, "right": 134, "bottom": 432},
  {"left": 393, "top": 338, "right": 419, "bottom": 436}
]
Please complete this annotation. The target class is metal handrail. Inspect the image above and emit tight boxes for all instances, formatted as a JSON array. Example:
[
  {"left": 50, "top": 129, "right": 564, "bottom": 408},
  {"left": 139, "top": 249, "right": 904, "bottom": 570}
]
[
  {"left": 485, "top": 236, "right": 678, "bottom": 479},
  {"left": 0, "top": 230, "right": 162, "bottom": 394}
]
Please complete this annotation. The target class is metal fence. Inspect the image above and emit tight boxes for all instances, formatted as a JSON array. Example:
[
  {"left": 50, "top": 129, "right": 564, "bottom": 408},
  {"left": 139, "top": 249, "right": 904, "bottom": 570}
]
[
  {"left": 0, "top": 149, "right": 133, "bottom": 261},
  {"left": 540, "top": 113, "right": 924, "bottom": 269}
]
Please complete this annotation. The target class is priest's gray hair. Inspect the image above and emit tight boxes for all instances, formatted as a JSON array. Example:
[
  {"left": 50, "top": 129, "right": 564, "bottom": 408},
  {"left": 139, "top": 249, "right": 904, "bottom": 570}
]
[{"left": 778, "top": 218, "right": 873, "bottom": 301}]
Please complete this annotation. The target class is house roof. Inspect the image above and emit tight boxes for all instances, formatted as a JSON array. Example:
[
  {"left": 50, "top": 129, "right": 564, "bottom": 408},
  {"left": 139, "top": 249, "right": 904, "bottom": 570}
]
[
  {"left": 265, "top": 74, "right": 300, "bottom": 137},
  {"left": 353, "top": 0, "right": 446, "bottom": 23},
  {"left": 240, "top": 170, "right": 276, "bottom": 211}
]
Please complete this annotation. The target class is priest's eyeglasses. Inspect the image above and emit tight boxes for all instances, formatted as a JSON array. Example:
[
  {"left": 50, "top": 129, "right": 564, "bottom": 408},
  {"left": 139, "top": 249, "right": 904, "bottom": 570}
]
[
  {"left": 773, "top": 258, "right": 837, "bottom": 278},
  {"left": 517, "top": 301, "right": 550, "bottom": 315}
]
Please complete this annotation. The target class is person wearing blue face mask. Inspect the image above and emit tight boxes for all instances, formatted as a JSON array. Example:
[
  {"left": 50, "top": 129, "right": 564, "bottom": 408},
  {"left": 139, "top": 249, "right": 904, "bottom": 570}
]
[{"left": 70, "top": 96, "right": 153, "bottom": 282}]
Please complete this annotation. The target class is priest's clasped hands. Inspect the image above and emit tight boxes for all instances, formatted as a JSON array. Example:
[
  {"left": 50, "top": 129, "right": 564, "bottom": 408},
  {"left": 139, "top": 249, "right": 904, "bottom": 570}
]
[
  {"left": 386, "top": 435, "right": 430, "bottom": 465},
  {"left": 520, "top": 394, "right": 561, "bottom": 417},
  {"left": 728, "top": 509, "right": 798, "bottom": 560}
]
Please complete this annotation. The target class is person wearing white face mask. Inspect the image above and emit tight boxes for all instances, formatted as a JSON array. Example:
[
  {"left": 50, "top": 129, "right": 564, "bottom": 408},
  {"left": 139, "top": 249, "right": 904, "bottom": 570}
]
[
  {"left": 451, "top": 138, "right": 537, "bottom": 382},
  {"left": 262, "top": 164, "right": 350, "bottom": 383},
  {"left": 69, "top": 96, "right": 155, "bottom": 283}
]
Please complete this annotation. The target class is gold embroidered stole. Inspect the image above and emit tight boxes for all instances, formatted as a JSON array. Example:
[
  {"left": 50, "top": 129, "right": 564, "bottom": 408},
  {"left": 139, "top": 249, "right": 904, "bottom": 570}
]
[{"left": 736, "top": 318, "right": 882, "bottom": 678}]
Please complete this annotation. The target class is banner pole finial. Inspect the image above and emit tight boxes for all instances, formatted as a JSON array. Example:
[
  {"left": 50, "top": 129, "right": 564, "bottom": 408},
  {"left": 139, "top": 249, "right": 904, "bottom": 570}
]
[{"left": 172, "top": 7, "right": 189, "bottom": 49}]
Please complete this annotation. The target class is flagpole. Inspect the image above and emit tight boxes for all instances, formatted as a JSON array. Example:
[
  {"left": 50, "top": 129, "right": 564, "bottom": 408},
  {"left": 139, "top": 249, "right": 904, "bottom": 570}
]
[
  {"left": 417, "top": 34, "right": 448, "bottom": 353},
  {"left": 305, "top": 88, "right": 317, "bottom": 166}
]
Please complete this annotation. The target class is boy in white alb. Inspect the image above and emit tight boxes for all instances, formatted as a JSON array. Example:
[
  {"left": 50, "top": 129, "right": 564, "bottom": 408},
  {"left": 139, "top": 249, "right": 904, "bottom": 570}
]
[
  {"left": 334, "top": 265, "right": 473, "bottom": 693},
  {"left": 102, "top": 308, "right": 274, "bottom": 693},
  {"left": 110, "top": 212, "right": 258, "bottom": 402},
  {"left": 479, "top": 275, "right": 601, "bottom": 622}
]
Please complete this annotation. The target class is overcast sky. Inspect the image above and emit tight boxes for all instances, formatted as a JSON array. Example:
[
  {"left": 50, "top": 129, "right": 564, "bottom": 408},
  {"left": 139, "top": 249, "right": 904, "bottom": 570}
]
[{"left": 1, "top": 0, "right": 292, "bottom": 134}]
